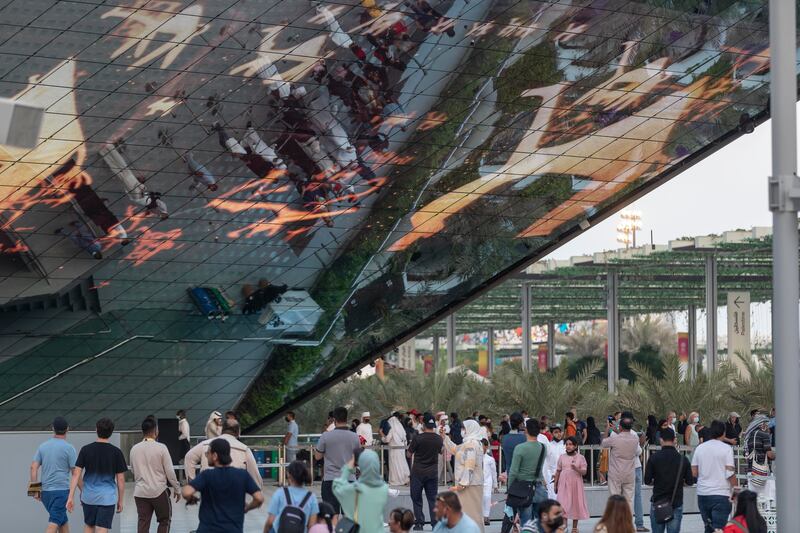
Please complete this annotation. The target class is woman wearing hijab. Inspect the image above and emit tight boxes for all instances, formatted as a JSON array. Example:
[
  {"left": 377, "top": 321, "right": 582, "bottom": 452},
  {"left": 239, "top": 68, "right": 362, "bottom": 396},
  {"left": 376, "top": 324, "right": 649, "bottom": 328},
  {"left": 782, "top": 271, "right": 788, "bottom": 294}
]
[
  {"left": 386, "top": 412, "right": 410, "bottom": 485},
  {"left": 443, "top": 419, "right": 485, "bottom": 532},
  {"left": 742, "top": 414, "right": 774, "bottom": 492},
  {"left": 584, "top": 417, "right": 602, "bottom": 484},
  {"left": 333, "top": 449, "right": 389, "bottom": 533},
  {"left": 204, "top": 411, "right": 222, "bottom": 439}
]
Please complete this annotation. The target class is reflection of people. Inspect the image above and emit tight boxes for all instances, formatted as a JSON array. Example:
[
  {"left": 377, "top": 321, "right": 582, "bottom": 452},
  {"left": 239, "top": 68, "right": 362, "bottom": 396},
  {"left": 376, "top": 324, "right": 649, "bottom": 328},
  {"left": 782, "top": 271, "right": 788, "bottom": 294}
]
[
  {"left": 55, "top": 221, "right": 102, "bottom": 259},
  {"left": 186, "top": 152, "right": 218, "bottom": 191}
]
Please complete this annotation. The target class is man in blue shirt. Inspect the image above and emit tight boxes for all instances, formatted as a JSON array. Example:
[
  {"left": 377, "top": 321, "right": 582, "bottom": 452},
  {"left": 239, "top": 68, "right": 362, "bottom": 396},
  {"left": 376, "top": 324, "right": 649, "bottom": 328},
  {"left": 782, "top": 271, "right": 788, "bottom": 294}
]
[
  {"left": 183, "top": 438, "right": 264, "bottom": 532},
  {"left": 31, "top": 416, "right": 78, "bottom": 533},
  {"left": 67, "top": 418, "right": 127, "bottom": 533},
  {"left": 432, "top": 491, "right": 480, "bottom": 533}
]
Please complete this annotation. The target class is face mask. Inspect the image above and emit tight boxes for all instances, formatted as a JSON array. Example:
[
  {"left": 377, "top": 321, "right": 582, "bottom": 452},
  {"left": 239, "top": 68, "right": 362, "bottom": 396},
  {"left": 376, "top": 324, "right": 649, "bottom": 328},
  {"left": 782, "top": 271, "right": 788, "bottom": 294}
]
[
  {"left": 546, "top": 516, "right": 565, "bottom": 529},
  {"left": 695, "top": 416, "right": 700, "bottom": 423}
]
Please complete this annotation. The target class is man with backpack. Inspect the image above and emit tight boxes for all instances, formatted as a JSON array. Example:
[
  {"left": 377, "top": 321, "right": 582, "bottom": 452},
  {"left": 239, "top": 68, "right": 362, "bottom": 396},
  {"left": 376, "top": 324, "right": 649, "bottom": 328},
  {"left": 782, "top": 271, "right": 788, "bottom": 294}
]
[{"left": 265, "top": 461, "right": 319, "bottom": 533}]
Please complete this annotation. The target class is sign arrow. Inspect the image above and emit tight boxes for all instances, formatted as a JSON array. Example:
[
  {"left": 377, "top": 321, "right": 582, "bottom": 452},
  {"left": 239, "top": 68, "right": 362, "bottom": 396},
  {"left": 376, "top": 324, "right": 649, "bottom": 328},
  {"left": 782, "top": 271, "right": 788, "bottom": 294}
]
[{"left": 734, "top": 296, "right": 744, "bottom": 309}]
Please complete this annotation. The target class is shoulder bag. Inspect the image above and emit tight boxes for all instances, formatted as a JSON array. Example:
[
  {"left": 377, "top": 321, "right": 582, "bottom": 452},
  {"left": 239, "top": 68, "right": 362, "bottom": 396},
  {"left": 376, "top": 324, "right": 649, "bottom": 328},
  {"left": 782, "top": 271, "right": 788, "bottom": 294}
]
[
  {"left": 748, "top": 431, "right": 769, "bottom": 487},
  {"left": 506, "top": 441, "right": 547, "bottom": 508},
  {"left": 335, "top": 489, "right": 360, "bottom": 533},
  {"left": 652, "top": 454, "right": 684, "bottom": 523}
]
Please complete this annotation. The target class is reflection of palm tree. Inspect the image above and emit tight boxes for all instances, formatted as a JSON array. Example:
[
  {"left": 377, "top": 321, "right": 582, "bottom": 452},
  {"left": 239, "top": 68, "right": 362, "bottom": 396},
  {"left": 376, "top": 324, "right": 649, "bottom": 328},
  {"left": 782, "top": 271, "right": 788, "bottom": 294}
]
[{"left": 621, "top": 315, "right": 677, "bottom": 356}]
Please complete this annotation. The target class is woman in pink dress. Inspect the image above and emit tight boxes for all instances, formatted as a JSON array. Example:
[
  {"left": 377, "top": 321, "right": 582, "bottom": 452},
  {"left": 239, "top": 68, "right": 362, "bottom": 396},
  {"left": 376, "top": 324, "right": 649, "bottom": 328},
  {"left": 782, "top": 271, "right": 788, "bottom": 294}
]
[{"left": 554, "top": 436, "right": 590, "bottom": 533}]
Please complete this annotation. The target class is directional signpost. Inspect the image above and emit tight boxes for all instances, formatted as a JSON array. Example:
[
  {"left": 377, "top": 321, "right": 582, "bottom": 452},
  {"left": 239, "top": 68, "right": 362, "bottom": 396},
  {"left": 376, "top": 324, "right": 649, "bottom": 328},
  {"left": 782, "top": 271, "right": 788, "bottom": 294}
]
[{"left": 726, "top": 291, "right": 751, "bottom": 375}]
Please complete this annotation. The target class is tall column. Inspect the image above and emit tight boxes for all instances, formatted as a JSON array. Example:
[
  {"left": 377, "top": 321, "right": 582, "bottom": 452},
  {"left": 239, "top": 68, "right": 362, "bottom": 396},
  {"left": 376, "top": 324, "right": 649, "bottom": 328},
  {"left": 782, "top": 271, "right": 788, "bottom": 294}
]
[
  {"left": 547, "top": 321, "right": 556, "bottom": 369},
  {"left": 487, "top": 327, "right": 495, "bottom": 376},
  {"left": 607, "top": 271, "right": 619, "bottom": 393},
  {"left": 704, "top": 255, "right": 718, "bottom": 373},
  {"left": 446, "top": 314, "right": 456, "bottom": 370},
  {"left": 769, "top": 1, "right": 800, "bottom": 529},
  {"left": 521, "top": 284, "right": 531, "bottom": 372},
  {"left": 688, "top": 304, "right": 697, "bottom": 381}
]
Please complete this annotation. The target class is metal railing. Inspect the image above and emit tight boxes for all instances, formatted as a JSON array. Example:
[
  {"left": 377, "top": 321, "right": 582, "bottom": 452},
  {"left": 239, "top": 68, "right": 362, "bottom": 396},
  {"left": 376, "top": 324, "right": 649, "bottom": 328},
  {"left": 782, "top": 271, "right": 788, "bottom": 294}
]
[{"left": 126, "top": 433, "right": 763, "bottom": 490}]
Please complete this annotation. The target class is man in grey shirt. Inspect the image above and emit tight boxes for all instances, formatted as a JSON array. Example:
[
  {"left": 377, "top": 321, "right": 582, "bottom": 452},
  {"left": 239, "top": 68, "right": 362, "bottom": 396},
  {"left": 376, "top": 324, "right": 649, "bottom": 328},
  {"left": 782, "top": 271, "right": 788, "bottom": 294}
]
[{"left": 315, "top": 406, "right": 360, "bottom": 513}]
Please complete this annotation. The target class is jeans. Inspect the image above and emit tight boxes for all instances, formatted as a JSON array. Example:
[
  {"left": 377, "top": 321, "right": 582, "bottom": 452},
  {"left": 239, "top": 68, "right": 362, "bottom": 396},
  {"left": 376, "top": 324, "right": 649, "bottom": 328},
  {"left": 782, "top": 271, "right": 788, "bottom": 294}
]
[
  {"left": 697, "top": 495, "right": 732, "bottom": 533},
  {"left": 634, "top": 467, "right": 644, "bottom": 528},
  {"left": 321, "top": 480, "right": 341, "bottom": 514},
  {"left": 650, "top": 504, "right": 683, "bottom": 533},
  {"left": 504, "top": 481, "right": 547, "bottom": 527},
  {"left": 410, "top": 473, "right": 438, "bottom": 526}
]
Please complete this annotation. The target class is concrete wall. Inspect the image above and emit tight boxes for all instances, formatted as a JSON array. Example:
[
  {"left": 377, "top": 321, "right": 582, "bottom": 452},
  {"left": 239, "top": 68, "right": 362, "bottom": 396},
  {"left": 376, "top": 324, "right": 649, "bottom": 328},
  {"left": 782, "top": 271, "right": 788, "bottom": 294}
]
[{"left": 0, "top": 431, "right": 121, "bottom": 532}]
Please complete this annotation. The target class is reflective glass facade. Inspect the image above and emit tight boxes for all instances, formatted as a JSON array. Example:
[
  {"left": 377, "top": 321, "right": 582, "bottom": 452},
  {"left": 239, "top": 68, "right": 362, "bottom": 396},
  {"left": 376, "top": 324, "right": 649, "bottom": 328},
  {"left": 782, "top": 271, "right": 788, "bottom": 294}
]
[{"left": 0, "top": 0, "right": 790, "bottom": 430}]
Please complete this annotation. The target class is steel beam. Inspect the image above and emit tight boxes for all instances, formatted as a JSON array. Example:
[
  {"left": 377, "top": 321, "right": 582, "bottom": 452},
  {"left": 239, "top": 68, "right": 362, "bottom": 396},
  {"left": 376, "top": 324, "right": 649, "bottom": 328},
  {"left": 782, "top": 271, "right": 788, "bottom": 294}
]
[
  {"left": 769, "top": 1, "right": 800, "bottom": 529},
  {"left": 704, "top": 255, "right": 718, "bottom": 373},
  {"left": 521, "top": 284, "right": 531, "bottom": 372},
  {"left": 607, "top": 271, "right": 619, "bottom": 393},
  {"left": 547, "top": 321, "right": 556, "bottom": 369},
  {"left": 446, "top": 314, "right": 456, "bottom": 370}
]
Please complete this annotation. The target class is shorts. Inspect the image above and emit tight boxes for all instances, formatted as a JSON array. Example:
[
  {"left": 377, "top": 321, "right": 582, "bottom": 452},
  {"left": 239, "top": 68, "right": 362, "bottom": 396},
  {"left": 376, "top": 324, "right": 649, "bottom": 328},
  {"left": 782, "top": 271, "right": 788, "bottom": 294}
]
[
  {"left": 82, "top": 503, "right": 115, "bottom": 529},
  {"left": 41, "top": 490, "right": 69, "bottom": 526}
]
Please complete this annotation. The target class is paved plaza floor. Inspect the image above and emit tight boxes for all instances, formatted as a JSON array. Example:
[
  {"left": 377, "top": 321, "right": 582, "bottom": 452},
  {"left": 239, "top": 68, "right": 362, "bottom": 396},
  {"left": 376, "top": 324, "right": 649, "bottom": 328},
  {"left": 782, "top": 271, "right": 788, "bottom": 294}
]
[{"left": 118, "top": 483, "right": 708, "bottom": 533}]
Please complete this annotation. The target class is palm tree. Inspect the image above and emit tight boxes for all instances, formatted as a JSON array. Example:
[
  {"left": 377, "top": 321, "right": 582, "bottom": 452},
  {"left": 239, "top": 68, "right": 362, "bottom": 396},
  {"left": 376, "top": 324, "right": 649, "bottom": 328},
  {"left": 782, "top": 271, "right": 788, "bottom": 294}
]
[
  {"left": 621, "top": 314, "right": 677, "bottom": 356},
  {"left": 616, "top": 354, "right": 734, "bottom": 422},
  {"left": 557, "top": 323, "right": 607, "bottom": 359},
  {"left": 487, "top": 359, "right": 611, "bottom": 420},
  {"left": 727, "top": 353, "right": 774, "bottom": 417}
]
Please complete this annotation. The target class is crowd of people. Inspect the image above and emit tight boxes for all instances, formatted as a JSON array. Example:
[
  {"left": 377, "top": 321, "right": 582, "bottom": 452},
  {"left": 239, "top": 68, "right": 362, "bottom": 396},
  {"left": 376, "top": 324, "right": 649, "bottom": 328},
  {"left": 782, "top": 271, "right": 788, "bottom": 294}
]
[{"left": 26, "top": 405, "right": 774, "bottom": 533}]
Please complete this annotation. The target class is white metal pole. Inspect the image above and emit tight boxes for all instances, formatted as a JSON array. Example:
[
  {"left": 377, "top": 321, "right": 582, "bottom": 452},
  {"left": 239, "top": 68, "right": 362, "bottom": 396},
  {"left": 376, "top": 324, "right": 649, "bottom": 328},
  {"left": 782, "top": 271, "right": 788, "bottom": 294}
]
[
  {"left": 547, "top": 321, "right": 556, "bottom": 369},
  {"left": 769, "top": 1, "right": 800, "bottom": 529},
  {"left": 607, "top": 271, "right": 619, "bottom": 393},
  {"left": 521, "top": 285, "right": 531, "bottom": 371}
]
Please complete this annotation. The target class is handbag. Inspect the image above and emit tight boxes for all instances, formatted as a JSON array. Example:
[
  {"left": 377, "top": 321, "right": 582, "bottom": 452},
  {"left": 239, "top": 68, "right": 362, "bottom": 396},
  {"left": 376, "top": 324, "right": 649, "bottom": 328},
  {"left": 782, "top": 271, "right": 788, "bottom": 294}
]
[
  {"left": 335, "top": 489, "right": 360, "bottom": 533},
  {"left": 748, "top": 432, "right": 769, "bottom": 487},
  {"left": 27, "top": 481, "right": 42, "bottom": 498},
  {"left": 652, "top": 455, "right": 684, "bottom": 524},
  {"left": 506, "top": 441, "right": 547, "bottom": 508}
]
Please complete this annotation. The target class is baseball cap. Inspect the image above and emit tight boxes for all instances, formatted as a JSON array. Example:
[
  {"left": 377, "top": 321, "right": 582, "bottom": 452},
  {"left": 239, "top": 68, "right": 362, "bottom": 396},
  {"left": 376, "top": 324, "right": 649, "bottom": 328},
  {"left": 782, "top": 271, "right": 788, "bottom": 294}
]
[
  {"left": 52, "top": 417, "right": 68, "bottom": 433},
  {"left": 423, "top": 412, "right": 436, "bottom": 429},
  {"left": 729, "top": 411, "right": 740, "bottom": 419}
]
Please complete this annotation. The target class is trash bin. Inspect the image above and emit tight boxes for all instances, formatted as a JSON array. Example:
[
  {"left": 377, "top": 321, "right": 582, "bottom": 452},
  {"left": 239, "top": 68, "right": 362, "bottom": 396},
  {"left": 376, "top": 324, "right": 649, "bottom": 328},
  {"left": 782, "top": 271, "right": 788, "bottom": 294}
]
[{"left": 253, "top": 450, "right": 267, "bottom": 478}]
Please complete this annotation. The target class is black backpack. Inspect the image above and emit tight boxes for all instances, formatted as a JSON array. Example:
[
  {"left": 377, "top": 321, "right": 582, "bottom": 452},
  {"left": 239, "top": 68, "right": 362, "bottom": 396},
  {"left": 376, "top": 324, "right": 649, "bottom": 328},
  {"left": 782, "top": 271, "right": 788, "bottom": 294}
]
[{"left": 277, "top": 487, "right": 312, "bottom": 533}]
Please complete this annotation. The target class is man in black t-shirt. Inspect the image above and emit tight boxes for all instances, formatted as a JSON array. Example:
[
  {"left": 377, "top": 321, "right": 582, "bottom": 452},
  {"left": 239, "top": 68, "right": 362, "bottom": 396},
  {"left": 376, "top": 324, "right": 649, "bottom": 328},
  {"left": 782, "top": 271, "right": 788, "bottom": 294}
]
[
  {"left": 67, "top": 418, "right": 128, "bottom": 532},
  {"left": 184, "top": 438, "right": 264, "bottom": 533},
  {"left": 723, "top": 412, "right": 742, "bottom": 445},
  {"left": 408, "top": 412, "right": 443, "bottom": 530}
]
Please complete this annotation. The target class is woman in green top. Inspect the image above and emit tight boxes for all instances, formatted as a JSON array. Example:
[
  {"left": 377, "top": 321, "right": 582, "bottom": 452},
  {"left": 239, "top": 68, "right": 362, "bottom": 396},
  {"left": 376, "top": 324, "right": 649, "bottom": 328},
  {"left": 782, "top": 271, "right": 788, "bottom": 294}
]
[{"left": 333, "top": 449, "right": 389, "bottom": 533}]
